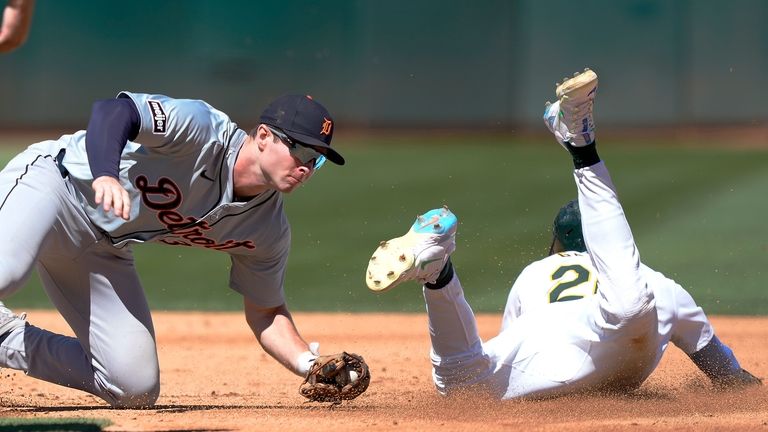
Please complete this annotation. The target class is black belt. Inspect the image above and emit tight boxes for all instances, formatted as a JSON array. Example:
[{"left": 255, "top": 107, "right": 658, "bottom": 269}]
[{"left": 55, "top": 148, "right": 69, "bottom": 178}]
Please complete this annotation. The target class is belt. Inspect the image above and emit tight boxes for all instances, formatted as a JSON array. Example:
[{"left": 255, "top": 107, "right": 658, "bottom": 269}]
[{"left": 55, "top": 148, "right": 69, "bottom": 178}]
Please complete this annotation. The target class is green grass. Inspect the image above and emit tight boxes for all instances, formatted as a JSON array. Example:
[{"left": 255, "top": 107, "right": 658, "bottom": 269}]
[
  {"left": 1, "top": 134, "right": 767, "bottom": 314},
  {"left": 0, "top": 417, "right": 110, "bottom": 432}
]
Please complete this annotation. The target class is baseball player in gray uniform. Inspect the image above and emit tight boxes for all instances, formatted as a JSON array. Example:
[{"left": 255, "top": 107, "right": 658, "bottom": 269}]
[
  {"left": 0, "top": 91, "right": 344, "bottom": 407},
  {"left": 365, "top": 68, "right": 761, "bottom": 399}
]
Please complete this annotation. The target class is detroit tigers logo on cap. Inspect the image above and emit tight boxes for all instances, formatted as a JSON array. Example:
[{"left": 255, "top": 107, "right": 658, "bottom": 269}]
[
  {"left": 147, "top": 100, "right": 167, "bottom": 134},
  {"left": 259, "top": 94, "right": 345, "bottom": 165},
  {"left": 320, "top": 118, "right": 332, "bottom": 136}
]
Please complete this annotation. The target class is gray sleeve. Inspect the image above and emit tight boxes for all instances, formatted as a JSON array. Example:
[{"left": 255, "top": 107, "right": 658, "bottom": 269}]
[
  {"left": 228, "top": 249, "right": 289, "bottom": 308},
  {"left": 117, "top": 91, "right": 225, "bottom": 155}
]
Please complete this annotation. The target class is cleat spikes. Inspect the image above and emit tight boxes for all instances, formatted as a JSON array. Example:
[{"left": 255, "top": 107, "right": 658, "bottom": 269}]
[{"left": 365, "top": 207, "right": 457, "bottom": 292}]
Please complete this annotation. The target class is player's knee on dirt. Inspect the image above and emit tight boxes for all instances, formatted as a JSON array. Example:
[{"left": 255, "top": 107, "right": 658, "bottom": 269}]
[
  {"left": 107, "top": 383, "right": 160, "bottom": 409},
  {"left": 92, "top": 334, "right": 160, "bottom": 408},
  {"left": 97, "top": 365, "right": 160, "bottom": 408}
]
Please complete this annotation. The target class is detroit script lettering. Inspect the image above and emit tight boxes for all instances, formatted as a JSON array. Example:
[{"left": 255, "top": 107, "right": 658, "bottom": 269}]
[{"left": 135, "top": 175, "right": 255, "bottom": 251}]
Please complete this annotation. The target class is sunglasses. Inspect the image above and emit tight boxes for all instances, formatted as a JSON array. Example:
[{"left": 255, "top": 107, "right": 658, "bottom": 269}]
[{"left": 267, "top": 126, "right": 327, "bottom": 170}]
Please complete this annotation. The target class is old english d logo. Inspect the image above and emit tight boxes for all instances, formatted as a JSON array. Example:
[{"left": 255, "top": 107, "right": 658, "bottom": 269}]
[{"left": 320, "top": 118, "right": 333, "bottom": 136}]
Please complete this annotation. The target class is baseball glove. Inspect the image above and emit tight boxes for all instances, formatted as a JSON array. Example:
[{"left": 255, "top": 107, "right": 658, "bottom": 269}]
[{"left": 299, "top": 352, "right": 370, "bottom": 403}]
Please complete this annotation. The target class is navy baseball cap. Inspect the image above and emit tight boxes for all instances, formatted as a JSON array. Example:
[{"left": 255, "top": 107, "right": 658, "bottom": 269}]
[{"left": 259, "top": 94, "right": 344, "bottom": 165}]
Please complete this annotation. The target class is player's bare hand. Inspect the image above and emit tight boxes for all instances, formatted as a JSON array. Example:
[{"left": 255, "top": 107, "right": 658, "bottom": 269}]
[{"left": 92, "top": 176, "right": 131, "bottom": 220}]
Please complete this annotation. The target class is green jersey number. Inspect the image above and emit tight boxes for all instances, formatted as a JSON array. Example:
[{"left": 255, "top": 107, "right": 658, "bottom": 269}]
[{"left": 548, "top": 264, "right": 597, "bottom": 303}]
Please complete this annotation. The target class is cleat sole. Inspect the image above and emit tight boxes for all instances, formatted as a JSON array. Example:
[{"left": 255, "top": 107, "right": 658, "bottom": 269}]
[
  {"left": 556, "top": 69, "right": 597, "bottom": 99},
  {"left": 365, "top": 235, "right": 417, "bottom": 292},
  {"left": 365, "top": 207, "right": 457, "bottom": 293}
]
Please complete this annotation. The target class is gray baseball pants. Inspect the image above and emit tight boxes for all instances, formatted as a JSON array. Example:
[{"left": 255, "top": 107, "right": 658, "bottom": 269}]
[{"left": 0, "top": 140, "right": 159, "bottom": 407}]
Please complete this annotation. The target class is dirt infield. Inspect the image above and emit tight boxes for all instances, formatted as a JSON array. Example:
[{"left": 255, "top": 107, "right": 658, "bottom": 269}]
[{"left": 0, "top": 311, "right": 766, "bottom": 431}]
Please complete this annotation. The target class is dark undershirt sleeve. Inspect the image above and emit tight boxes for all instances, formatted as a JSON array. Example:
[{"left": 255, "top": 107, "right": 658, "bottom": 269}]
[
  {"left": 85, "top": 97, "right": 141, "bottom": 179},
  {"left": 688, "top": 335, "right": 741, "bottom": 381}
]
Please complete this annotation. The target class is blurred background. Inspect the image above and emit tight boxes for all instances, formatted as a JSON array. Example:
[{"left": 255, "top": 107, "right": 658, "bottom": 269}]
[
  {"left": 0, "top": 0, "right": 766, "bottom": 314},
  {"left": 3, "top": 0, "right": 768, "bottom": 128}
]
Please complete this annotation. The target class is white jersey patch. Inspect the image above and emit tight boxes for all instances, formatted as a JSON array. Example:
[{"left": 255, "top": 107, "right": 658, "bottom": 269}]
[{"left": 147, "top": 100, "right": 167, "bottom": 134}]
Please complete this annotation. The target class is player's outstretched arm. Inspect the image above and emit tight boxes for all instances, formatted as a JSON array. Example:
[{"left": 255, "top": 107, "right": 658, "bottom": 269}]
[
  {"left": 243, "top": 298, "right": 314, "bottom": 377},
  {"left": 244, "top": 298, "right": 370, "bottom": 402}
]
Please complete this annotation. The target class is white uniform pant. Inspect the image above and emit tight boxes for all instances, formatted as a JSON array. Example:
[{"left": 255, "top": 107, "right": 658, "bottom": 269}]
[
  {"left": 425, "top": 162, "right": 659, "bottom": 399},
  {"left": 0, "top": 141, "right": 159, "bottom": 407}
]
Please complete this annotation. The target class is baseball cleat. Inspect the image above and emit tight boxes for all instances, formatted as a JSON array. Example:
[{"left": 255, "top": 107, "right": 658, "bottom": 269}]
[
  {"left": 543, "top": 68, "right": 598, "bottom": 148},
  {"left": 366, "top": 206, "right": 457, "bottom": 292},
  {"left": 0, "top": 301, "right": 27, "bottom": 340}
]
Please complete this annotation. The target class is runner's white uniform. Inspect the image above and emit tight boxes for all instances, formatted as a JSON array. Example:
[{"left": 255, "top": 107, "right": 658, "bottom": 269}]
[
  {"left": 424, "top": 162, "right": 712, "bottom": 399},
  {"left": 502, "top": 250, "right": 714, "bottom": 374}
]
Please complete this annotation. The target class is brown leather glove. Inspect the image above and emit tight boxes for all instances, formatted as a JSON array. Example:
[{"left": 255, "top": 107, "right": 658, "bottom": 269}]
[{"left": 299, "top": 352, "right": 370, "bottom": 403}]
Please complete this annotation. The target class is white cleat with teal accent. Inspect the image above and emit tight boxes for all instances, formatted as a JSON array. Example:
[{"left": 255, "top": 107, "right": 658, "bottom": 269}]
[{"left": 366, "top": 207, "right": 457, "bottom": 292}]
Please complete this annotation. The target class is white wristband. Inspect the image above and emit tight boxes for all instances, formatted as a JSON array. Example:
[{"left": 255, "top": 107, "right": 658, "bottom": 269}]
[
  {"left": 296, "top": 350, "right": 318, "bottom": 376},
  {"left": 308, "top": 341, "right": 320, "bottom": 355}
]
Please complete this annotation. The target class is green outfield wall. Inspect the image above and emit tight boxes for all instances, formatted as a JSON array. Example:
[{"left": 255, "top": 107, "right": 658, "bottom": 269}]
[{"left": 0, "top": 0, "right": 766, "bottom": 129}]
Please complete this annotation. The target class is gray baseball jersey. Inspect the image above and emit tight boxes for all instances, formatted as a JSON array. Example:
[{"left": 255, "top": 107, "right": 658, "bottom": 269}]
[
  {"left": 61, "top": 92, "right": 290, "bottom": 307},
  {"left": 0, "top": 92, "right": 293, "bottom": 407}
]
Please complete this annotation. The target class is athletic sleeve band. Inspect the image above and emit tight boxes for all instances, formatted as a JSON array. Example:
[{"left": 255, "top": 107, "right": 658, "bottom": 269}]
[
  {"left": 85, "top": 97, "right": 140, "bottom": 179},
  {"left": 567, "top": 142, "right": 601, "bottom": 169}
]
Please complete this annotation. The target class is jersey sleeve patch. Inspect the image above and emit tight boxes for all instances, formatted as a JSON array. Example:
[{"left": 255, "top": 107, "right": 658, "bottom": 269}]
[{"left": 147, "top": 100, "right": 168, "bottom": 134}]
